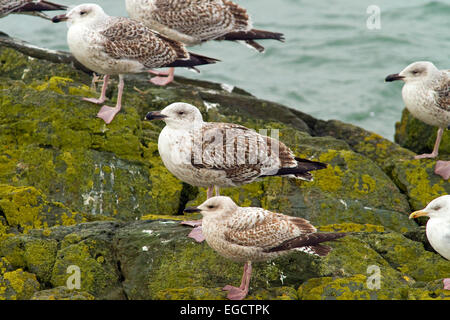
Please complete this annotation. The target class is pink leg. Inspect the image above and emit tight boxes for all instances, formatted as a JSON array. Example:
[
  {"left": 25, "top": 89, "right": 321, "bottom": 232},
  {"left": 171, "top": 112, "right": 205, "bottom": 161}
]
[
  {"left": 97, "top": 75, "right": 124, "bottom": 124},
  {"left": 415, "top": 128, "right": 443, "bottom": 159},
  {"left": 444, "top": 278, "right": 450, "bottom": 290},
  {"left": 84, "top": 74, "right": 110, "bottom": 104},
  {"left": 435, "top": 160, "right": 450, "bottom": 180},
  {"left": 180, "top": 186, "right": 214, "bottom": 242},
  {"left": 223, "top": 261, "right": 252, "bottom": 300},
  {"left": 149, "top": 67, "right": 175, "bottom": 86}
]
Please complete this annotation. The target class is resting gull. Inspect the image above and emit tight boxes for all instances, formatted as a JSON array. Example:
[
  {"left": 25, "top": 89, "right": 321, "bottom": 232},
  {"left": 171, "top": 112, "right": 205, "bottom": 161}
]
[
  {"left": 0, "top": 0, "right": 66, "bottom": 20},
  {"left": 184, "top": 196, "right": 346, "bottom": 300},
  {"left": 145, "top": 102, "right": 327, "bottom": 241},
  {"left": 125, "top": 0, "right": 284, "bottom": 83},
  {"left": 52, "top": 4, "right": 218, "bottom": 124},
  {"left": 385, "top": 62, "right": 449, "bottom": 160},
  {"left": 409, "top": 195, "right": 450, "bottom": 290}
]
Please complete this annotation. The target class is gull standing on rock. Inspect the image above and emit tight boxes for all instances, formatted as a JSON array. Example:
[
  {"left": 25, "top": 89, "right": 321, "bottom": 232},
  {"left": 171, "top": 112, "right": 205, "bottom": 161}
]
[
  {"left": 386, "top": 61, "right": 450, "bottom": 179},
  {"left": 0, "top": 0, "right": 66, "bottom": 20},
  {"left": 409, "top": 195, "right": 450, "bottom": 290},
  {"left": 52, "top": 4, "right": 218, "bottom": 124},
  {"left": 184, "top": 196, "right": 346, "bottom": 300},
  {"left": 146, "top": 102, "right": 327, "bottom": 241},
  {"left": 125, "top": 0, "right": 284, "bottom": 83}
]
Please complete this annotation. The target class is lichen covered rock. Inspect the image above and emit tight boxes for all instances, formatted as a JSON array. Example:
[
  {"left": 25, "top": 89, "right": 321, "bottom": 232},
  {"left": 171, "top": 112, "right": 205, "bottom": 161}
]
[
  {"left": 0, "top": 43, "right": 449, "bottom": 300},
  {"left": 395, "top": 108, "right": 450, "bottom": 157}
]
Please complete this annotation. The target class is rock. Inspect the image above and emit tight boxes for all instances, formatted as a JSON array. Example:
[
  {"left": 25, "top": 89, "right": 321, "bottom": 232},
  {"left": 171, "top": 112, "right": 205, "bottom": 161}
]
[
  {"left": 0, "top": 41, "right": 449, "bottom": 300},
  {"left": 0, "top": 184, "right": 85, "bottom": 239},
  {"left": 390, "top": 159, "right": 449, "bottom": 211},
  {"left": 0, "top": 269, "right": 40, "bottom": 300},
  {"left": 395, "top": 108, "right": 450, "bottom": 157},
  {"left": 31, "top": 286, "right": 95, "bottom": 300}
]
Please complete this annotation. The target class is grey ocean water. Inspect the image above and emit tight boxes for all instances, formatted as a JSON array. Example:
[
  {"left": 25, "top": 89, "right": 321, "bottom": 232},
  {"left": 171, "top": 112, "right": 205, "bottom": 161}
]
[{"left": 0, "top": 0, "right": 449, "bottom": 139}]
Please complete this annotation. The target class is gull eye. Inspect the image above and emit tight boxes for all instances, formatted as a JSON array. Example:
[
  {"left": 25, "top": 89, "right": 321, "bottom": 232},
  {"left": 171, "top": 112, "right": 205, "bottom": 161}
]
[
  {"left": 207, "top": 205, "right": 214, "bottom": 209},
  {"left": 80, "top": 10, "right": 87, "bottom": 16},
  {"left": 178, "top": 111, "right": 184, "bottom": 115},
  {"left": 432, "top": 205, "right": 441, "bottom": 211}
]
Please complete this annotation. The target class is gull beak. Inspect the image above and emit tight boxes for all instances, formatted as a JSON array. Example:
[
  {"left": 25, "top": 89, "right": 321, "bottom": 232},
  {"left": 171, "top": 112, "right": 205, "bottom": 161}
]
[
  {"left": 409, "top": 210, "right": 429, "bottom": 219},
  {"left": 184, "top": 206, "right": 201, "bottom": 214},
  {"left": 145, "top": 111, "right": 168, "bottom": 121},
  {"left": 385, "top": 73, "right": 405, "bottom": 82},
  {"left": 52, "top": 14, "right": 68, "bottom": 23}
]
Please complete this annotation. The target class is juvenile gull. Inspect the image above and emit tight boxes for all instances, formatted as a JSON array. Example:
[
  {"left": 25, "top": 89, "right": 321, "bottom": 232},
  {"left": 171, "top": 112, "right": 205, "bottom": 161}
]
[
  {"left": 185, "top": 196, "right": 346, "bottom": 300},
  {"left": 385, "top": 61, "right": 449, "bottom": 161},
  {"left": 146, "top": 102, "right": 327, "bottom": 241},
  {"left": 125, "top": 0, "right": 284, "bottom": 82},
  {"left": 0, "top": 0, "right": 66, "bottom": 20},
  {"left": 410, "top": 195, "right": 450, "bottom": 290},
  {"left": 52, "top": 4, "right": 218, "bottom": 124}
]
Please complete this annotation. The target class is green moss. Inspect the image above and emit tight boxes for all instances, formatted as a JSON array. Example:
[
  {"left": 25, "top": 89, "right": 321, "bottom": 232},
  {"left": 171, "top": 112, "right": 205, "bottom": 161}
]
[
  {"left": 0, "top": 184, "right": 85, "bottom": 235},
  {"left": 0, "top": 269, "right": 40, "bottom": 300},
  {"left": 319, "top": 223, "right": 385, "bottom": 233},
  {"left": 0, "top": 258, "right": 12, "bottom": 276},
  {"left": 24, "top": 239, "right": 58, "bottom": 283},
  {"left": 50, "top": 238, "right": 121, "bottom": 299},
  {"left": 395, "top": 108, "right": 450, "bottom": 156},
  {"left": 154, "top": 286, "right": 227, "bottom": 300},
  {"left": 390, "top": 159, "right": 448, "bottom": 211},
  {"left": 31, "top": 286, "right": 96, "bottom": 300},
  {"left": 297, "top": 275, "right": 408, "bottom": 300},
  {"left": 363, "top": 233, "right": 450, "bottom": 282}
]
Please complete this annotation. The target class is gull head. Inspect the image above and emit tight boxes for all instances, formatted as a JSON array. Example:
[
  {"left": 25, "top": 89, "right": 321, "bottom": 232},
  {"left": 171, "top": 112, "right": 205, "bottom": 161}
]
[
  {"left": 184, "top": 196, "right": 238, "bottom": 217},
  {"left": 52, "top": 3, "right": 107, "bottom": 25},
  {"left": 385, "top": 61, "right": 440, "bottom": 83},
  {"left": 145, "top": 102, "right": 204, "bottom": 129},
  {"left": 409, "top": 195, "right": 450, "bottom": 220}
]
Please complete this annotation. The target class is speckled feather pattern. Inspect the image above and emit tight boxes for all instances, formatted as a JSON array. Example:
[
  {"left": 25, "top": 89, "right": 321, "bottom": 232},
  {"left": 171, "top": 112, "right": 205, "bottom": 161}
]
[
  {"left": 100, "top": 17, "right": 189, "bottom": 68},
  {"left": 402, "top": 70, "right": 450, "bottom": 128},
  {"left": 202, "top": 206, "right": 323, "bottom": 263},
  {"left": 126, "top": 0, "right": 251, "bottom": 45},
  {"left": 0, "top": 0, "right": 64, "bottom": 17},
  {"left": 158, "top": 121, "right": 299, "bottom": 188},
  {"left": 67, "top": 15, "right": 189, "bottom": 75}
]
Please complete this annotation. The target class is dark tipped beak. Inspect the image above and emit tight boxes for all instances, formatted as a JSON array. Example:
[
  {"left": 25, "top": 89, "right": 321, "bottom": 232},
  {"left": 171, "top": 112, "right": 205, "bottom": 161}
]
[
  {"left": 145, "top": 111, "right": 168, "bottom": 121},
  {"left": 52, "top": 14, "right": 68, "bottom": 23},
  {"left": 385, "top": 73, "right": 405, "bottom": 82},
  {"left": 184, "top": 206, "right": 201, "bottom": 214}
]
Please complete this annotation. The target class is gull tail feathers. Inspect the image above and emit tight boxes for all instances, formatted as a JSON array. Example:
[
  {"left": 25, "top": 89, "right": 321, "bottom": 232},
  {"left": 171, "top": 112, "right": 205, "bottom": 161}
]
[
  {"left": 167, "top": 52, "right": 220, "bottom": 69},
  {"left": 265, "top": 232, "right": 346, "bottom": 255},
  {"left": 19, "top": 1, "right": 67, "bottom": 12}
]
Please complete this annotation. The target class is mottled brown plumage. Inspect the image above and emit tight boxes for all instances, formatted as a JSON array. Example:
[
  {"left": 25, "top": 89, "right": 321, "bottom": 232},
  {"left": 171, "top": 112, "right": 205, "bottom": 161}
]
[
  {"left": 100, "top": 17, "right": 190, "bottom": 69},
  {"left": 126, "top": 0, "right": 284, "bottom": 52},
  {"left": 185, "top": 196, "right": 346, "bottom": 300},
  {"left": 0, "top": 0, "right": 66, "bottom": 19}
]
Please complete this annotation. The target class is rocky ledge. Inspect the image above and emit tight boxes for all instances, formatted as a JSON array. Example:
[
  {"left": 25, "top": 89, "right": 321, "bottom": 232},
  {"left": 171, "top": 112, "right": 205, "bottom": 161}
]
[{"left": 0, "top": 38, "right": 449, "bottom": 300}]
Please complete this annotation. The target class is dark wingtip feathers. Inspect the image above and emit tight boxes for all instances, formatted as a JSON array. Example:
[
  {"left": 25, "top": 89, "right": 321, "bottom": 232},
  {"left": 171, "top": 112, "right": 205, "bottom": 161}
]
[{"left": 265, "top": 232, "right": 346, "bottom": 254}]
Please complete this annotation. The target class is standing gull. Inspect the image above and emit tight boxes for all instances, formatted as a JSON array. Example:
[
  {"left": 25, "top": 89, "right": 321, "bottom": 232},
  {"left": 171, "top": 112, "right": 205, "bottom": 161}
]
[
  {"left": 52, "top": 4, "right": 218, "bottom": 124},
  {"left": 385, "top": 62, "right": 449, "bottom": 159},
  {"left": 409, "top": 195, "right": 450, "bottom": 290},
  {"left": 184, "top": 196, "right": 346, "bottom": 300},
  {"left": 145, "top": 103, "right": 327, "bottom": 241},
  {"left": 125, "top": 0, "right": 284, "bottom": 84},
  {"left": 0, "top": 0, "right": 66, "bottom": 20}
]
